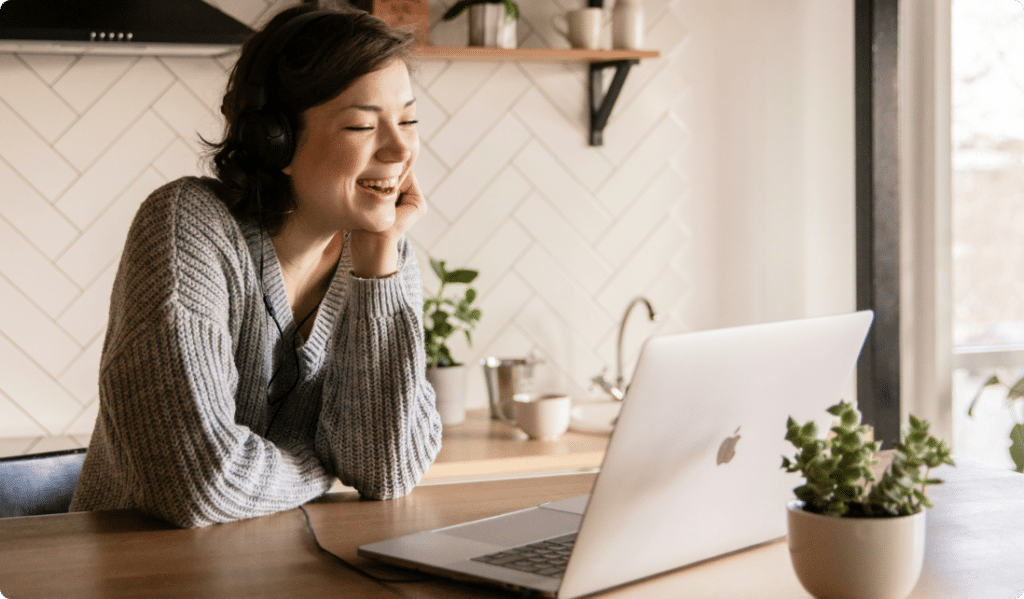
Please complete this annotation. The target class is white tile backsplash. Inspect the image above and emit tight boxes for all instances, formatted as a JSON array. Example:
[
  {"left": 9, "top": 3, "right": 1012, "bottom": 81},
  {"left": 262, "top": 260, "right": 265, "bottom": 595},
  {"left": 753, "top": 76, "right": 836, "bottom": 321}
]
[
  {"left": 159, "top": 57, "right": 232, "bottom": 112},
  {"left": 511, "top": 87, "right": 611, "bottom": 193},
  {"left": 56, "top": 112, "right": 175, "bottom": 229},
  {"left": 0, "top": 334, "right": 82, "bottom": 435},
  {"left": 513, "top": 193, "right": 612, "bottom": 295},
  {"left": 0, "top": 55, "right": 76, "bottom": 143},
  {"left": 596, "top": 113, "right": 687, "bottom": 217},
  {"left": 428, "top": 63, "right": 530, "bottom": 168},
  {"left": 0, "top": 160, "right": 78, "bottom": 259},
  {"left": 597, "top": 166, "right": 685, "bottom": 266},
  {"left": 424, "top": 61, "right": 498, "bottom": 123},
  {"left": 0, "top": 218, "right": 79, "bottom": 318},
  {"left": 0, "top": 275, "right": 80, "bottom": 376},
  {"left": 57, "top": 262, "right": 117, "bottom": 348},
  {"left": 57, "top": 168, "right": 166, "bottom": 288},
  {"left": 0, "top": 393, "right": 45, "bottom": 440},
  {"left": 429, "top": 113, "right": 530, "bottom": 220},
  {"left": 154, "top": 138, "right": 206, "bottom": 180},
  {"left": 513, "top": 140, "right": 612, "bottom": 243},
  {"left": 596, "top": 217, "right": 687, "bottom": 317},
  {"left": 18, "top": 53, "right": 76, "bottom": 86},
  {"left": 431, "top": 166, "right": 531, "bottom": 266},
  {"left": 59, "top": 335, "right": 103, "bottom": 406},
  {"left": 52, "top": 55, "right": 134, "bottom": 114},
  {"left": 467, "top": 219, "right": 532, "bottom": 301},
  {"left": 153, "top": 82, "right": 218, "bottom": 146},
  {"left": 54, "top": 58, "right": 175, "bottom": 171},
  {"left": 0, "top": 0, "right": 857, "bottom": 446},
  {"left": 513, "top": 244, "right": 613, "bottom": 347},
  {"left": 0, "top": 101, "right": 78, "bottom": 201}
]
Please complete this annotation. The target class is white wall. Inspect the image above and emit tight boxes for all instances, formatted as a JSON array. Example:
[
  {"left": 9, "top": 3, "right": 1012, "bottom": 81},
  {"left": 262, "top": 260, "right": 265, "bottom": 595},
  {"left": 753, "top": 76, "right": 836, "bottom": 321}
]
[{"left": 0, "top": 0, "right": 854, "bottom": 454}]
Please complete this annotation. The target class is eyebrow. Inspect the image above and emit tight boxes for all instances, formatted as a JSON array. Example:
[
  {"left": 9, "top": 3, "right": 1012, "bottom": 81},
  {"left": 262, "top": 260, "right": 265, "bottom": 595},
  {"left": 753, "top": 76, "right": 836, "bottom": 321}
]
[{"left": 347, "top": 98, "right": 417, "bottom": 113}]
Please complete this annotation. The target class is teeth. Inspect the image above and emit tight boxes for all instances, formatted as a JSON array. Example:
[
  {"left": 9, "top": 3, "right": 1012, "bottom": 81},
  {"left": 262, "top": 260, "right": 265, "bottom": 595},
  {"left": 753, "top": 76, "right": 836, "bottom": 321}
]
[{"left": 358, "top": 178, "right": 399, "bottom": 193}]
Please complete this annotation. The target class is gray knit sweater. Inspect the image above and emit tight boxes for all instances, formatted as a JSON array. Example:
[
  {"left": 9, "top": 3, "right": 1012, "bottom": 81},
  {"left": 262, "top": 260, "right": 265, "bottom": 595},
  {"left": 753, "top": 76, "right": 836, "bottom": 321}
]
[{"left": 69, "top": 177, "right": 443, "bottom": 528}]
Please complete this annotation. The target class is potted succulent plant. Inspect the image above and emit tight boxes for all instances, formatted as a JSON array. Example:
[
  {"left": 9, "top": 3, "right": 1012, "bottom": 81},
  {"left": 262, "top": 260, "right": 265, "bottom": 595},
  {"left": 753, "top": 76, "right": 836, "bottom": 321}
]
[
  {"left": 441, "top": 0, "right": 519, "bottom": 48},
  {"left": 967, "top": 373, "right": 1024, "bottom": 472},
  {"left": 781, "top": 401, "right": 955, "bottom": 599},
  {"left": 423, "top": 258, "right": 482, "bottom": 426}
]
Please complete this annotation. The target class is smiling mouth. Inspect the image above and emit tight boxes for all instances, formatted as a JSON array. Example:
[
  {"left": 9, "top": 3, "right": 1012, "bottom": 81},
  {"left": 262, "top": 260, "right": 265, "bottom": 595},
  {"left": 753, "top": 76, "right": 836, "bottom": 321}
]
[{"left": 357, "top": 178, "right": 399, "bottom": 195}]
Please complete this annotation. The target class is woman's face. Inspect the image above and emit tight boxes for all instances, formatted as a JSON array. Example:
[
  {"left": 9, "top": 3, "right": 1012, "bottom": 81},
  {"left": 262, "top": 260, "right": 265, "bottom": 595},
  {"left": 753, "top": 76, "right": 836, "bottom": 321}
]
[{"left": 283, "top": 58, "right": 418, "bottom": 235}]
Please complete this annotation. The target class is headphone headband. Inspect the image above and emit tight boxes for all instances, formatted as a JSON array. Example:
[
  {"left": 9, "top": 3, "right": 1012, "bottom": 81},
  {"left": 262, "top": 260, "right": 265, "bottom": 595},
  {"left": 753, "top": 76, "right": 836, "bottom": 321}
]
[
  {"left": 246, "top": 9, "right": 332, "bottom": 110},
  {"left": 239, "top": 9, "right": 333, "bottom": 172}
]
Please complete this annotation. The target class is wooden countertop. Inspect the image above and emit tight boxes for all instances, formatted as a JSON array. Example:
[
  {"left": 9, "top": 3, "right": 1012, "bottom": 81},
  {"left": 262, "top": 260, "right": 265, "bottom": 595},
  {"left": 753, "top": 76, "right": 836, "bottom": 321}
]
[
  {"left": 425, "top": 408, "right": 610, "bottom": 480},
  {"left": 326, "top": 408, "right": 610, "bottom": 492}
]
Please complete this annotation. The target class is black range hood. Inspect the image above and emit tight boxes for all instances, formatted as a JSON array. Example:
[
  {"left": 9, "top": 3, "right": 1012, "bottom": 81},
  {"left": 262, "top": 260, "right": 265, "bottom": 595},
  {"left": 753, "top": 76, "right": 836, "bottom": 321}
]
[{"left": 0, "top": 0, "right": 254, "bottom": 56}]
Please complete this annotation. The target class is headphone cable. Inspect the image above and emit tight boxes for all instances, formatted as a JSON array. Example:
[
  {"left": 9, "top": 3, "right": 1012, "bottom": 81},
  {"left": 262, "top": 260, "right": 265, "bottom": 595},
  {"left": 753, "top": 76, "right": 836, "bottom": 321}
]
[{"left": 298, "top": 504, "right": 431, "bottom": 585}]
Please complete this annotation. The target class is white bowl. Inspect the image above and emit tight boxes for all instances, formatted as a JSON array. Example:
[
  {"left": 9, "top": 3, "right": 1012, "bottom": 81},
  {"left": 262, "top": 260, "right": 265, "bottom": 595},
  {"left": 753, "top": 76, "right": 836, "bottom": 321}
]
[{"left": 569, "top": 400, "right": 622, "bottom": 433}]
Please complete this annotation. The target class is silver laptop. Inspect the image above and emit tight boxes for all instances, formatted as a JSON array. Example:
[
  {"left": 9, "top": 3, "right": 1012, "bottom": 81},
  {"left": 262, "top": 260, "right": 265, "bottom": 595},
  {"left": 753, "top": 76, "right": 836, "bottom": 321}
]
[{"left": 359, "top": 311, "right": 873, "bottom": 598}]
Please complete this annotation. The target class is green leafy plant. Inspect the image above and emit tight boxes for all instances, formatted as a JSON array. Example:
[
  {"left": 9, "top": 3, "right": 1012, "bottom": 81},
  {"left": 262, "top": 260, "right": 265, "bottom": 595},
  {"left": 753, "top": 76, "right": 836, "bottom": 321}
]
[
  {"left": 423, "top": 258, "right": 482, "bottom": 368},
  {"left": 968, "top": 373, "right": 1024, "bottom": 472},
  {"left": 442, "top": 0, "right": 519, "bottom": 22},
  {"left": 781, "top": 401, "right": 955, "bottom": 518}
]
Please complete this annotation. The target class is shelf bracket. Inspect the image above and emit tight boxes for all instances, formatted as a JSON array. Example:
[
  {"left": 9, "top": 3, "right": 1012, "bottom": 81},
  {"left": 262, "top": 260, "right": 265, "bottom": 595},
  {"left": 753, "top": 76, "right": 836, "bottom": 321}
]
[{"left": 589, "top": 59, "right": 638, "bottom": 146}]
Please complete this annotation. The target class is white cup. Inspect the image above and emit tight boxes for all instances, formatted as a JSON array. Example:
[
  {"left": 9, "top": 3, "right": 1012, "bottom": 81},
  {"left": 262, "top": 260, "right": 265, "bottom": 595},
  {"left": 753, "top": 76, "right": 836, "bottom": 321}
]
[
  {"left": 551, "top": 8, "right": 606, "bottom": 50},
  {"left": 512, "top": 393, "right": 572, "bottom": 440}
]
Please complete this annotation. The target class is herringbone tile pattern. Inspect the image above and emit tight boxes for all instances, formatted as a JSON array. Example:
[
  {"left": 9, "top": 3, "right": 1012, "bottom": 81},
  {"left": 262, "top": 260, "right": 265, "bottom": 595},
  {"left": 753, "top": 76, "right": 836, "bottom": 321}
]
[{"left": 0, "top": 0, "right": 692, "bottom": 453}]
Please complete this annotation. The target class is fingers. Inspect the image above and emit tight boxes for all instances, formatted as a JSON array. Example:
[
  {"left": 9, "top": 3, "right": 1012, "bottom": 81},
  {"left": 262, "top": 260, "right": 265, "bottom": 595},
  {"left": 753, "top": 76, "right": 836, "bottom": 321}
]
[{"left": 394, "top": 171, "right": 427, "bottom": 226}]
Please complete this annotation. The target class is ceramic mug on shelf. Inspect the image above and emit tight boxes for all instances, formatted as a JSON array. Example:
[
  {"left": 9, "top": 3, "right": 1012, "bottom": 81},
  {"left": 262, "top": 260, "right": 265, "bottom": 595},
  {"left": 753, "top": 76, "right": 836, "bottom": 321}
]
[
  {"left": 551, "top": 8, "right": 606, "bottom": 50},
  {"left": 512, "top": 393, "right": 572, "bottom": 440}
]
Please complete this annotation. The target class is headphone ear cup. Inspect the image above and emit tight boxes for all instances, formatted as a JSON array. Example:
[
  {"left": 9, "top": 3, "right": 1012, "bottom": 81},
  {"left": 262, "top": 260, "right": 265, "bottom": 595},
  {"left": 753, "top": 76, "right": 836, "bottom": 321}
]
[{"left": 238, "top": 108, "right": 295, "bottom": 172}]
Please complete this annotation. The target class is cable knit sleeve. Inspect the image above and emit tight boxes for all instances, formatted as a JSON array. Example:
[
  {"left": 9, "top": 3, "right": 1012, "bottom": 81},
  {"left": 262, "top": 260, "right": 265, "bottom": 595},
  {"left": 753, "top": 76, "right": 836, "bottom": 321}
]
[
  {"left": 315, "top": 238, "right": 443, "bottom": 499},
  {"left": 92, "top": 305, "right": 334, "bottom": 528},
  {"left": 70, "top": 179, "right": 335, "bottom": 528}
]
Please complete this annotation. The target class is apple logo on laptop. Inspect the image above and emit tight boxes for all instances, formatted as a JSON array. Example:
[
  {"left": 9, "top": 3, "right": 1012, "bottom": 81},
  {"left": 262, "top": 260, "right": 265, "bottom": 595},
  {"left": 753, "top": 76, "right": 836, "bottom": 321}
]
[{"left": 716, "top": 427, "right": 741, "bottom": 465}]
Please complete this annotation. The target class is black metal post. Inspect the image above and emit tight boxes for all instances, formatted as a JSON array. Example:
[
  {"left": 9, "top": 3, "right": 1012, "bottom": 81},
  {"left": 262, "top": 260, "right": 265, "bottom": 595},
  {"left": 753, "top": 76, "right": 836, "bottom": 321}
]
[{"left": 855, "top": 0, "right": 901, "bottom": 447}]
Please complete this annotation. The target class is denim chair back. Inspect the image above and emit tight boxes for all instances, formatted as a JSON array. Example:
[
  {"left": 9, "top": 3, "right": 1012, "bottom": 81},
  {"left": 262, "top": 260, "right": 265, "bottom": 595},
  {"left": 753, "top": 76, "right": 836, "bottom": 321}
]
[{"left": 0, "top": 448, "right": 87, "bottom": 518}]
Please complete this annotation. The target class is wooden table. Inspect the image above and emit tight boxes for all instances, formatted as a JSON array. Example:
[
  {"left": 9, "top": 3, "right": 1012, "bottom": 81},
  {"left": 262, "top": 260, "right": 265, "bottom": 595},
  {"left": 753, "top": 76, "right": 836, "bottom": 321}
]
[{"left": 2, "top": 461, "right": 1023, "bottom": 599}]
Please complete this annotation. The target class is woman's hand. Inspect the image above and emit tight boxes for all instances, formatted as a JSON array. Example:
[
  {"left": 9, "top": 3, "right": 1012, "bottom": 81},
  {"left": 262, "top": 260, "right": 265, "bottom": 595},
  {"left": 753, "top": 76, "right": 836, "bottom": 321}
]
[{"left": 348, "top": 171, "right": 427, "bottom": 278}]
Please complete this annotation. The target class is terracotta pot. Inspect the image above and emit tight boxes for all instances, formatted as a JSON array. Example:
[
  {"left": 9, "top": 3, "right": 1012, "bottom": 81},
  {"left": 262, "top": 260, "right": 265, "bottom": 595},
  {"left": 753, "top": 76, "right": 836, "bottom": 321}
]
[
  {"left": 426, "top": 365, "right": 466, "bottom": 426},
  {"left": 787, "top": 499, "right": 925, "bottom": 599}
]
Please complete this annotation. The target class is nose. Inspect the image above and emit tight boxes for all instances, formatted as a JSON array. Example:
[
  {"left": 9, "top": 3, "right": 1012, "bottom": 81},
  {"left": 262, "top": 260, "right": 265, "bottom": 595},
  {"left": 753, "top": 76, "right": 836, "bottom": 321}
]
[{"left": 376, "top": 123, "right": 415, "bottom": 164}]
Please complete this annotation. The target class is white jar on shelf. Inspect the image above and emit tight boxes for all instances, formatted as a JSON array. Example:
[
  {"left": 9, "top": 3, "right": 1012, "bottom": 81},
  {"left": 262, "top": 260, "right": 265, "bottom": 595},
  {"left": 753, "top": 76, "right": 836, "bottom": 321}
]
[{"left": 612, "top": 0, "right": 644, "bottom": 50}]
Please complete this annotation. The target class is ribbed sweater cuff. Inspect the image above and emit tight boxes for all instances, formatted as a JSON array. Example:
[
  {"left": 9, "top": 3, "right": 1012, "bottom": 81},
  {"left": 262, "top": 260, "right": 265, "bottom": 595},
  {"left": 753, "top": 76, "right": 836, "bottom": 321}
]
[{"left": 348, "top": 272, "right": 407, "bottom": 318}]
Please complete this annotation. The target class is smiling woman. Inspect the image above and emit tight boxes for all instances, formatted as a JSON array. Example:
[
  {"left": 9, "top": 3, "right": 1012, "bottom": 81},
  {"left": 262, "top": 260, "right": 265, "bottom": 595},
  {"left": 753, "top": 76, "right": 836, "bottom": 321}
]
[{"left": 66, "top": 4, "right": 443, "bottom": 528}]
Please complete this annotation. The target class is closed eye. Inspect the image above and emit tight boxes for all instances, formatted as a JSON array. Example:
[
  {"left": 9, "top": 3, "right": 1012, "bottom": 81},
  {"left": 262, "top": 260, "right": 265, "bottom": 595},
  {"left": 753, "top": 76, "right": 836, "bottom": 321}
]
[{"left": 344, "top": 120, "right": 417, "bottom": 131}]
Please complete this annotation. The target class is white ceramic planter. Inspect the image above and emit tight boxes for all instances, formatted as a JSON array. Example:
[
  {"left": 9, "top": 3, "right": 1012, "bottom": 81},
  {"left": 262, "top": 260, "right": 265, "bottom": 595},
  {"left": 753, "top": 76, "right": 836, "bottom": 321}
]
[
  {"left": 787, "top": 500, "right": 925, "bottom": 599},
  {"left": 426, "top": 365, "right": 466, "bottom": 426},
  {"left": 468, "top": 3, "right": 516, "bottom": 49}
]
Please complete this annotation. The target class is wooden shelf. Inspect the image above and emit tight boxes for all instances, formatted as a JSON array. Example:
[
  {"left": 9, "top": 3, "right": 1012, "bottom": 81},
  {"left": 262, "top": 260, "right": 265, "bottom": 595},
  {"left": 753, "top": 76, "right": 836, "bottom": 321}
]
[
  {"left": 411, "top": 45, "right": 661, "bottom": 145},
  {"left": 413, "top": 45, "right": 660, "bottom": 62}
]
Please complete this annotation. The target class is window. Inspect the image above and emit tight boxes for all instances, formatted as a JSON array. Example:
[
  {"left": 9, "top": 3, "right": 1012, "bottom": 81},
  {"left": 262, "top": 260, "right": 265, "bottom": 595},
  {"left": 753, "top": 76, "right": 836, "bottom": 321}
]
[{"left": 951, "top": 0, "right": 1024, "bottom": 469}]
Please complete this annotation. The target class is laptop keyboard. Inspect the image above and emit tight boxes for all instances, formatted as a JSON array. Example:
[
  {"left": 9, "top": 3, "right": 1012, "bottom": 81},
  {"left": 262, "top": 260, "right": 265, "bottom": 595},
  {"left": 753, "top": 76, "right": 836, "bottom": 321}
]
[{"left": 471, "top": 533, "right": 577, "bottom": 578}]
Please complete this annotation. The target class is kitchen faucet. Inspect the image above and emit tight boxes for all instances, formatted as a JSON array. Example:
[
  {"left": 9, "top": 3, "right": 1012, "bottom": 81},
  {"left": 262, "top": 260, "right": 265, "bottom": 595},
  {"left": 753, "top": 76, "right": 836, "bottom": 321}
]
[{"left": 591, "top": 297, "right": 659, "bottom": 401}]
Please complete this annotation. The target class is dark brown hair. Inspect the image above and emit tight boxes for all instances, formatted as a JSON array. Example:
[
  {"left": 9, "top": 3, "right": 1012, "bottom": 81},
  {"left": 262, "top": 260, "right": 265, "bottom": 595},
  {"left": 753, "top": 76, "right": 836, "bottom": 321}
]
[{"left": 206, "top": 4, "right": 414, "bottom": 233}]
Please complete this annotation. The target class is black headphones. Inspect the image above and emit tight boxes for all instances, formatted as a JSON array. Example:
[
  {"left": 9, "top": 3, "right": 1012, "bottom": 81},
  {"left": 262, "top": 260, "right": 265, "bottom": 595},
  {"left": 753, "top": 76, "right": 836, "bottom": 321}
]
[
  {"left": 237, "top": 10, "right": 332, "bottom": 172},
  {"left": 241, "top": 10, "right": 336, "bottom": 435}
]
